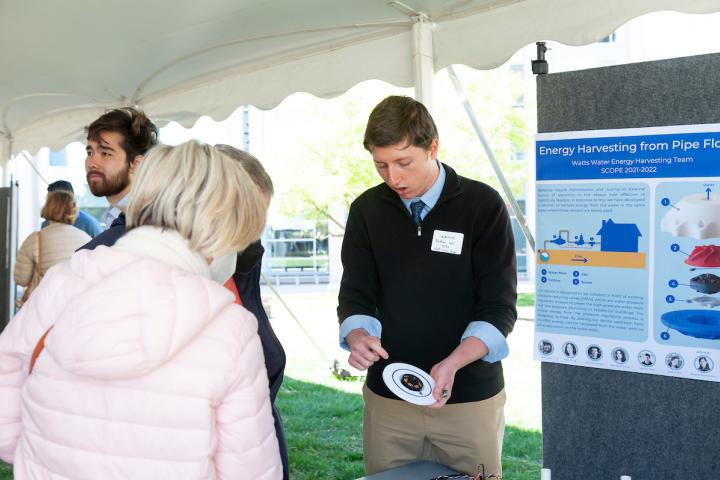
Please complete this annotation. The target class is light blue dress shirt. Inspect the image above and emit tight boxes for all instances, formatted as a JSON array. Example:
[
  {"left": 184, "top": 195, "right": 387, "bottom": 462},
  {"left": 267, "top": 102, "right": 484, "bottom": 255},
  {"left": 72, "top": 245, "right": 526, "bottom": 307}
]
[
  {"left": 103, "top": 195, "right": 129, "bottom": 229},
  {"left": 339, "top": 161, "right": 510, "bottom": 363}
]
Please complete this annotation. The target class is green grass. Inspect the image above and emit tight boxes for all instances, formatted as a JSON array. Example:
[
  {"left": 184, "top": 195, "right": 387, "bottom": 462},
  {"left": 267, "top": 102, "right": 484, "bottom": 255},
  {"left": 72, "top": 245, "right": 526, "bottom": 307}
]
[
  {"left": 517, "top": 292, "right": 535, "bottom": 307},
  {"left": 277, "top": 376, "right": 541, "bottom": 479},
  {"left": 502, "top": 423, "right": 543, "bottom": 479},
  {"left": 0, "top": 377, "right": 541, "bottom": 479},
  {"left": 268, "top": 256, "right": 329, "bottom": 269},
  {"left": 278, "top": 377, "right": 366, "bottom": 479}
]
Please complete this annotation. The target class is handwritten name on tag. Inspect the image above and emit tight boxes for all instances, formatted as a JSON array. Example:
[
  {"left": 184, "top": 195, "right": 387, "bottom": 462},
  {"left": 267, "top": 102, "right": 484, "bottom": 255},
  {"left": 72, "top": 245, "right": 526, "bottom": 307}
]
[{"left": 431, "top": 230, "right": 464, "bottom": 255}]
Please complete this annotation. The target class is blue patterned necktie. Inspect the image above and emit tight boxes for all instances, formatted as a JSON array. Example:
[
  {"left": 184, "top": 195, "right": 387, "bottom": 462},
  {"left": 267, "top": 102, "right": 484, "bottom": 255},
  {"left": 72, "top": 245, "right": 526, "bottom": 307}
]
[{"left": 410, "top": 200, "right": 425, "bottom": 225}]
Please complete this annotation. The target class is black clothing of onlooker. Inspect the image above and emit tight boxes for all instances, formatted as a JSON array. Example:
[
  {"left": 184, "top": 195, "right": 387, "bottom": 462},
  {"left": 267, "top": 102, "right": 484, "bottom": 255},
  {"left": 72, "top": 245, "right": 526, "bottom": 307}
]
[
  {"left": 232, "top": 241, "right": 288, "bottom": 478},
  {"left": 78, "top": 213, "right": 127, "bottom": 251}
]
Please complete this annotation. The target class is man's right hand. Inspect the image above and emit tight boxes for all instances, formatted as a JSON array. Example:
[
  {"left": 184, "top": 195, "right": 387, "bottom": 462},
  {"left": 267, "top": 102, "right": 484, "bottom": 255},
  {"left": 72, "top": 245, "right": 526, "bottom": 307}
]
[{"left": 345, "top": 328, "right": 389, "bottom": 371}]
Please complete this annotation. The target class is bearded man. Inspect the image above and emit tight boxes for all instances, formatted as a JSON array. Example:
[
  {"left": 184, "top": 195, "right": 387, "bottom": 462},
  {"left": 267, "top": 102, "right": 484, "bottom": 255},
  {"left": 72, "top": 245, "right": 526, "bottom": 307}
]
[{"left": 80, "top": 108, "right": 159, "bottom": 250}]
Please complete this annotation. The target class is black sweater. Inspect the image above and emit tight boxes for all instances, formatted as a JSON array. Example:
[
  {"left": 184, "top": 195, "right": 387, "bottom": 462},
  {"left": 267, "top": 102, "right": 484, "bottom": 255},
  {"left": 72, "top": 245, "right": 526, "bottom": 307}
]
[{"left": 338, "top": 164, "right": 517, "bottom": 403}]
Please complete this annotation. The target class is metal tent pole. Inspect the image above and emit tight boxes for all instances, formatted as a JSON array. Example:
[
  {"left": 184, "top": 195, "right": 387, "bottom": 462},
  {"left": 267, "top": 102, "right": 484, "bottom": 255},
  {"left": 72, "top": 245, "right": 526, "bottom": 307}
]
[
  {"left": 446, "top": 65, "right": 536, "bottom": 251},
  {"left": 0, "top": 136, "right": 10, "bottom": 187},
  {"left": 411, "top": 13, "right": 434, "bottom": 110}
]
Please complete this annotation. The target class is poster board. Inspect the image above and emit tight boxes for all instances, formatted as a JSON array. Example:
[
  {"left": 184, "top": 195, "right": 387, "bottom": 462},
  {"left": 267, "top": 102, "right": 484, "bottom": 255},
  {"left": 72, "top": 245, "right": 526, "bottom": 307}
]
[
  {"left": 534, "top": 124, "right": 720, "bottom": 382},
  {"left": 537, "top": 53, "right": 720, "bottom": 480}
]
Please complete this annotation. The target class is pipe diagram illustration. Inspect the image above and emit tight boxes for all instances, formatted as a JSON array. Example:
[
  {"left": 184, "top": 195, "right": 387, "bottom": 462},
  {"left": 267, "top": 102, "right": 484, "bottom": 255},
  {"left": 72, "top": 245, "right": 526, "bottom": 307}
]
[{"left": 538, "top": 218, "right": 644, "bottom": 268}]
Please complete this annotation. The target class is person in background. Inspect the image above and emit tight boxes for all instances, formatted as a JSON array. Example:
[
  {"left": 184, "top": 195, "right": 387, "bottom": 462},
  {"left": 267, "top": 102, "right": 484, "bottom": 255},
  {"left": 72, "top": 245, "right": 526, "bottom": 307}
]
[
  {"left": 14, "top": 190, "right": 91, "bottom": 307},
  {"left": 0, "top": 141, "right": 281, "bottom": 479},
  {"left": 81, "top": 107, "right": 158, "bottom": 249},
  {"left": 215, "top": 144, "right": 289, "bottom": 480},
  {"left": 41, "top": 180, "right": 102, "bottom": 237},
  {"left": 338, "top": 96, "right": 517, "bottom": 476}
]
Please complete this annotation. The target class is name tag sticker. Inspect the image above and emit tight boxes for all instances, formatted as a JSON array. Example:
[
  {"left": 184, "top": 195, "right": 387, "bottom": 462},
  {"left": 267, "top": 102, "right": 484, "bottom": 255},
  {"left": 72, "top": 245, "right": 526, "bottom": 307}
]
[{"left": 431, "top": 230, "right": 464, "bottom": 255}]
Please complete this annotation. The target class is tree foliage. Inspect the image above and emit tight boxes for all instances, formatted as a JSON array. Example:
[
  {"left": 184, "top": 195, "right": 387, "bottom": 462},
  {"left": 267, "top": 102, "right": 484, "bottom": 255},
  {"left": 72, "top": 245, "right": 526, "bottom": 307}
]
[{"left": 271, "top": 66, "right": 533, "bottom": 222}]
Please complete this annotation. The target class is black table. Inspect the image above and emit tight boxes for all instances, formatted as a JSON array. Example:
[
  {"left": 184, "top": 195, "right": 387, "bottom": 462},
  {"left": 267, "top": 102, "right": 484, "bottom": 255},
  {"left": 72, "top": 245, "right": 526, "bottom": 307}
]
[{"left": 356, "top": 460, "right": 460, "bottom": 479}]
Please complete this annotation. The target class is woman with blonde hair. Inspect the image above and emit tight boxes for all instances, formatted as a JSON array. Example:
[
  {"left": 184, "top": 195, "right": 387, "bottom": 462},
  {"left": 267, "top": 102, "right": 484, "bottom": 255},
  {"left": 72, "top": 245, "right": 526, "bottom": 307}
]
[
  {"left": 14, "top": 190, "right": 91, "bottom": 307},
  {"left": 0, "top": 141, "right": 281, "bottom": 479}
]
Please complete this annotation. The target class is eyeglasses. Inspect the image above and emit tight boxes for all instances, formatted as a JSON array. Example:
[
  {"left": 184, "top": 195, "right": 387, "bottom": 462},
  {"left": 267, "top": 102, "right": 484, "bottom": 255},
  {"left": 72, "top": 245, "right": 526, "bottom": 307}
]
[{"left": 432, "top": 464, "right": 502, "bottom": 480}]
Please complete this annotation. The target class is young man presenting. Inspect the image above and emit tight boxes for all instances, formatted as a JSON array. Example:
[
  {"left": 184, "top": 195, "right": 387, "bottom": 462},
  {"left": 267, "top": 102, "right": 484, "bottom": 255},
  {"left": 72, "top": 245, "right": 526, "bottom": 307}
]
[{"left": 338, "top": 96, "right": 517, "bottom": 476}]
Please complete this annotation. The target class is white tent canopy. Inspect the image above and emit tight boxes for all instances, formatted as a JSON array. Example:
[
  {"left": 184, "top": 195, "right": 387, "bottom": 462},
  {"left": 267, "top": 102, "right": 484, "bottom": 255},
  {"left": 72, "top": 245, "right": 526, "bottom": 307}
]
[{"left": 2, "top": 0, "right": 720, "bottom": 160}]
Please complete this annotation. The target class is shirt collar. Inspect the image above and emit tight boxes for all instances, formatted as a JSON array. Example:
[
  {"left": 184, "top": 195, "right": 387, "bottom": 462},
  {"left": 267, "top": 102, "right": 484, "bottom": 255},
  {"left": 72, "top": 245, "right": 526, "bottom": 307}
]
[
  {"left": 103, "top": 195, "right": 129, "bottom": 227},
  {"left": 400, "top": 160, "right": 446, "bottom": 211},
  {"left": 116, "top": 195, "right": 130, "bottom": 208}
]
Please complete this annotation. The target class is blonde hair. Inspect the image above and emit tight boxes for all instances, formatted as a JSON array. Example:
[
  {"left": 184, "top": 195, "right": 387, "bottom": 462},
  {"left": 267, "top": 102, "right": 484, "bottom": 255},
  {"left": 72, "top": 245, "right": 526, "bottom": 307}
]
[
  {"left": 125, "top": 140, "right": 267, "bottom": 257},
  {"left": 41, "top": 191, "right": 78, "bottom": 224}
]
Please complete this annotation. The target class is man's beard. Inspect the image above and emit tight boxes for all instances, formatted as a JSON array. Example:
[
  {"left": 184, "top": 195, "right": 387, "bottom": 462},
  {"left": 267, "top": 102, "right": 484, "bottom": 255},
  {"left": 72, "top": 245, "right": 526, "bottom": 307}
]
[{"left": 87, "top": 165, "right": 130, "bottom": 197}]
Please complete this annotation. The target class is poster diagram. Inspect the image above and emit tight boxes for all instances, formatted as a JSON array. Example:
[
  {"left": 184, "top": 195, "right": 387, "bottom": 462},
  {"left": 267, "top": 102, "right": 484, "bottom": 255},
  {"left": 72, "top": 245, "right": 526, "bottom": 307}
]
[
  {"left": 655, "top": 182, "right": 720, "bottom": 349},
  {"left": 535, "top": 183, "right": 649, "bottom": 344},
  {"left": 535, "top": 124, "right": 720, "bottom": 382},
  {"left": 539, "top": 217, "right": 645, "bottom": 269}
]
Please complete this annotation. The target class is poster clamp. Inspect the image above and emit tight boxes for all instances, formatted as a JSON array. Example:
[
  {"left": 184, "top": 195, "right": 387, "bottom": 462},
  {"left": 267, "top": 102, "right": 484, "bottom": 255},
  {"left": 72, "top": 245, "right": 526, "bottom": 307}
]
[{"left": 532, "top": 41, "right": 549, "bottom": 75}]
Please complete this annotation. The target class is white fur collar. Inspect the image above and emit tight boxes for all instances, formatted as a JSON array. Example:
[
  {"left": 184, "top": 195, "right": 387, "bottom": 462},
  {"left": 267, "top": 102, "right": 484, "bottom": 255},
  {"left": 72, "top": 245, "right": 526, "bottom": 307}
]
[{"left": 113, "top": 226, "right": 210, "bottom": 278}]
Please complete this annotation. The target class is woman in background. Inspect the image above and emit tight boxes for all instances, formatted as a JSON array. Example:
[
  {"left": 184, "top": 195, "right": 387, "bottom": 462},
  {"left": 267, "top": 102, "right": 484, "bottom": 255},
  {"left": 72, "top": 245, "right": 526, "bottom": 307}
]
[
  {"left": 0, "top": 141, "right": 281, "bottom": 479},
  {"left": 14, "top": 190, "right": 90, "bottom": 306}
]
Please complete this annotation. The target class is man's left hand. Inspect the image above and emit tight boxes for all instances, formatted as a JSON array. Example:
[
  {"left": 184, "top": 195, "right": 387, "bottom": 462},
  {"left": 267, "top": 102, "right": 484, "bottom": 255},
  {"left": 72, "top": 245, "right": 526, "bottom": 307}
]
[
  {"left": 428, "top": 358, "right": 458, "bottom": 409},
  {"left": 427, "top": 336, "right": 490, "bottom": 409}
]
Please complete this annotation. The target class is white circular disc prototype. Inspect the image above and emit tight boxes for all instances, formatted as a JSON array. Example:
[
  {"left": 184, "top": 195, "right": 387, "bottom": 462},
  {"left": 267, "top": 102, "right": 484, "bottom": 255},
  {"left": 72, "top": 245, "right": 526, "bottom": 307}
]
[{"left": 382, "top": 362, "right": 436, "bottom": 405}]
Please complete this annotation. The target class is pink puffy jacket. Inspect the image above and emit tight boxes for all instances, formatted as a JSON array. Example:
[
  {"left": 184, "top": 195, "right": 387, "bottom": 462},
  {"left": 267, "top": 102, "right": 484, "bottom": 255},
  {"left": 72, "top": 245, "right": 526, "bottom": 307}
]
[{"left": 0, "top": 245, "right": 282, "bottom": 479}]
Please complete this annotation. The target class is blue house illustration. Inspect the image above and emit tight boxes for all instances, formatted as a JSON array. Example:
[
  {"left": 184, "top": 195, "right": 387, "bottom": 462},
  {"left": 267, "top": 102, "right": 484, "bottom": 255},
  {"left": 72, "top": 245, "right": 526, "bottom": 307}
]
[{"left": 596, "top": 218, "right": 642, "bottom": 253}]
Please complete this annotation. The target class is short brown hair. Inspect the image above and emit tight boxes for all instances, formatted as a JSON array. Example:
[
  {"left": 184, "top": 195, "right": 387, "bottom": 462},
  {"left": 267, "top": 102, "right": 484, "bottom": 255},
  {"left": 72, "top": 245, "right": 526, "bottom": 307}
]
[
  {"left": 86, "top": 108, "right": 159, "bottom": 165},
  {"left": 363, "top": 95, "right": 438, "bottom": 151},
  {"left": 214, "top": 144, "right": 274, "bottom": 197},
  {"left": 41, "top": 191, "right": 78, "bottom": 224}
]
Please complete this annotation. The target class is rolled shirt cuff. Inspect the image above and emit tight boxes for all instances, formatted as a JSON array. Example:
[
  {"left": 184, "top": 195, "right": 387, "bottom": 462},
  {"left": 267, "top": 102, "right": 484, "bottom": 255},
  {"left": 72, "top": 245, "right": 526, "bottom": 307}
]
[
  {"left": 461, "top": 321, "right": 509, "bottom": 363},
  {"left": 339, "top": 315, "right": 382, "bottom": 351}
]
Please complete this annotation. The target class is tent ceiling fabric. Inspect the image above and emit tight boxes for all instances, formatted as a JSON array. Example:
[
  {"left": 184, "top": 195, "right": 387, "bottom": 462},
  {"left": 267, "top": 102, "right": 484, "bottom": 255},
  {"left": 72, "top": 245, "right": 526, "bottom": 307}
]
[{"left": 2, "top": 0, "right": 719, "bottom": 155}]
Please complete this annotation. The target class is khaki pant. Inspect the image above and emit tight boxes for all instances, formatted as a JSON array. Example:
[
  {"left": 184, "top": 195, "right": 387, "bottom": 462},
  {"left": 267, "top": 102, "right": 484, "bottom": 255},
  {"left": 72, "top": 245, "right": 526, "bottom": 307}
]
[{"left": 363, "top": 385, "right": 506, "bottom": 477}]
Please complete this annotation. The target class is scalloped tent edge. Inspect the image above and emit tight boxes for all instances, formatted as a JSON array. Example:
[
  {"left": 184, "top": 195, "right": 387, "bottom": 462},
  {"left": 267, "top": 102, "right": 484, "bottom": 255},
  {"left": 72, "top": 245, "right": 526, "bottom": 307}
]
[{"left": 2, "top": 0, "right": 720, "bottom": 162}]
